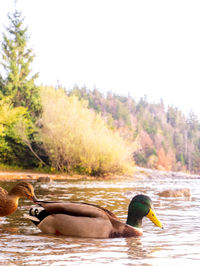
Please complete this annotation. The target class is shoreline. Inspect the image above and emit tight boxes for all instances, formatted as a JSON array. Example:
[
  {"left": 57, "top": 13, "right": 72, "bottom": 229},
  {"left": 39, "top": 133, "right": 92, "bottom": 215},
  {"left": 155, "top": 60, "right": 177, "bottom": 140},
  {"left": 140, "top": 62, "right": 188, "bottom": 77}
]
[
  {"left": 0, "top": 167, "right": 199, "bottom": 181},
  {"left": 0, "top": 170, "right": 96, "bottom": 181},
  {"left": 133, "top": 167, "right": 200, "bottom": 179}
]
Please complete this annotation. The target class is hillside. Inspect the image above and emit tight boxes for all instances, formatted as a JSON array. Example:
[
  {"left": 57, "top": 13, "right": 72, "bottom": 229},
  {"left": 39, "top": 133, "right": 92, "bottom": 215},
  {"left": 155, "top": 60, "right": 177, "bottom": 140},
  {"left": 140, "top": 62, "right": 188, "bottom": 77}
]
[{"left": 69, "top": 86, "right": 200, "bottom": 174}]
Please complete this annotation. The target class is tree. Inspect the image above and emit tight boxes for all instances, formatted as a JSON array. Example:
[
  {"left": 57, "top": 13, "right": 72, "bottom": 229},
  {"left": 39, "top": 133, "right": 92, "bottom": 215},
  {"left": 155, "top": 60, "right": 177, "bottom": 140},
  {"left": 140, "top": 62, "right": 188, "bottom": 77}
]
[
  {"left": 0, "top": 97, "right": 30, "bottom": 166},
  {"left": 0, "top": 8, "right": 41, "bottom": 119},
  {"left": 0, "top": 7, "right": 44, "bottom": 169},
  {"left": 38, "top": 86, "right": 134, "bottom": 175}
]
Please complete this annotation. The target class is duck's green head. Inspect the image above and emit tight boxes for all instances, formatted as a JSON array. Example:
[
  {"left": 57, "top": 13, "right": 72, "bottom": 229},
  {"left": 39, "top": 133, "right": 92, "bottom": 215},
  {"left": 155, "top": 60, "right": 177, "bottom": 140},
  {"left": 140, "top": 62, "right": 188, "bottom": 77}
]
[{"left": 126, "top": 194, "right": 163, "bottom": 229}]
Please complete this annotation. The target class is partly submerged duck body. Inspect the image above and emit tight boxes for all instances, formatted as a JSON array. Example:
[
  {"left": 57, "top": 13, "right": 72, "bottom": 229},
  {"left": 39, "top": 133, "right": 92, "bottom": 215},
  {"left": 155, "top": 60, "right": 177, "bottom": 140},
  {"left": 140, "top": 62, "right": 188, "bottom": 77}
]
[
  {"left": 28, "top": 201, "right": 143, "bottom": 238},
  {"left": 25, "top": 194, "right": 163, "bottom": 238}
]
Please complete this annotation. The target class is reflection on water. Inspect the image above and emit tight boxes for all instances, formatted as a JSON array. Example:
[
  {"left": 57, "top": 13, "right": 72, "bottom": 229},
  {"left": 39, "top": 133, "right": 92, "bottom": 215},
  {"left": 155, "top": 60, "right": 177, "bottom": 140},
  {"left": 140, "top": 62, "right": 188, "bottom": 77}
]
[{"left": 0, "top": 177, "right": 200, "bottom": 265}]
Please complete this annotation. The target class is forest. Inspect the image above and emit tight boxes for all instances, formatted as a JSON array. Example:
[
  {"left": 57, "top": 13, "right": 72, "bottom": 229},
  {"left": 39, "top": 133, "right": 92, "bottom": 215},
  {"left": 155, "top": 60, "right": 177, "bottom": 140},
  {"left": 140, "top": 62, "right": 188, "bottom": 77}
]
[
  {"left": 68, "top": 86, "right": 200, "bottom": 173},
  {"left": 1, "top": 9, "right": 200, "bottom": 175}
]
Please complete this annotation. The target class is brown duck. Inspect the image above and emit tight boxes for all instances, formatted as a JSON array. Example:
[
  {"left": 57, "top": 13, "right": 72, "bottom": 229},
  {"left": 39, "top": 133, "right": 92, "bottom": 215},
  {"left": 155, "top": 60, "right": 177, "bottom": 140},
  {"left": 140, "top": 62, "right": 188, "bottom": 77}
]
[
  {"left": 25, "top": 194, "right": 163, "bottom": 238},
  {"left": 0, "top": 182, "right": 37, "bottom": 217}
]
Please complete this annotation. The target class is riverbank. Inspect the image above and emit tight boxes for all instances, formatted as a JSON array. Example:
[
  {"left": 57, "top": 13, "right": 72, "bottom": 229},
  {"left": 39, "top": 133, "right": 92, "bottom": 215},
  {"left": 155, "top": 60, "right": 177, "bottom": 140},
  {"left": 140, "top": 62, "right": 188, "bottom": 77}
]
[
  {"left": 0, "top": 170, "right": 94, "bottom": 181},
  {"left": 0, "top": 167, "right": 199, "bottom": 181},
  {"left": 134, "top": 167, "right": 200, "bottom": 179}
]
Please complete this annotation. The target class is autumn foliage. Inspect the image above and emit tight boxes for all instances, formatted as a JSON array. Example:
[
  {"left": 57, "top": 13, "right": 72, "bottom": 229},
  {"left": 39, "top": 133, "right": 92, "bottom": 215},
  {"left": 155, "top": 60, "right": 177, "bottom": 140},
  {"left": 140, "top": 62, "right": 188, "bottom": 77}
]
[{"left": 38, "top": 87, "right": 134, "bottom": 175}]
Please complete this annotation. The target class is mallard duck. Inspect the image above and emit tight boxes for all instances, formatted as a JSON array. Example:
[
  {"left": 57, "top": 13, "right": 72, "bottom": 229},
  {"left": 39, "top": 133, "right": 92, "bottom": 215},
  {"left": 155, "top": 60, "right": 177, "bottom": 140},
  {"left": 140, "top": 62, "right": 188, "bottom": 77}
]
[
  {"left": 0, "top": 182, "right": 37, "bottom": 217},
  {"left": 25, "top": 194, "right": 163, "bottom": 238}
]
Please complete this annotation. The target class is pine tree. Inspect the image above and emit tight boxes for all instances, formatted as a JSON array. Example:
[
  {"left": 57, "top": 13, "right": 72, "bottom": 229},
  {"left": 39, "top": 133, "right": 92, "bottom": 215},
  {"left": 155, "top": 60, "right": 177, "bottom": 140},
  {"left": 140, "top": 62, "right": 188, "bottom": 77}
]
[
  {"left": 0, "top": 7, "right": 45, "bottom": 168},
  {"left": 0, "top": 9, "right": 41, "bottom": 119}
]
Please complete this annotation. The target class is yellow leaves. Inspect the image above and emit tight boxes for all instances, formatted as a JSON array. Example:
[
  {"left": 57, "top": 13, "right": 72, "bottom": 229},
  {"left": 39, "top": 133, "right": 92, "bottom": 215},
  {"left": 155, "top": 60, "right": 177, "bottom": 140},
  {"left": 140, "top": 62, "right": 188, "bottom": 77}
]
[
  {"left": 0, "top": 125, "right": 4, "bottom": 136},
  {"left": 0, "top": 98, "right": 27, "bottom": 137},
  {"left": 39, "top": 86, "right": 134, "bottom": 175}
]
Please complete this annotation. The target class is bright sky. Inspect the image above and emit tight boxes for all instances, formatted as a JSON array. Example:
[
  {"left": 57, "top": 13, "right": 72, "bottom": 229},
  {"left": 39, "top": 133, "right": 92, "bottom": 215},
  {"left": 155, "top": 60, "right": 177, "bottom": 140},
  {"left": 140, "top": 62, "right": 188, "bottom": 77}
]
[{"left": 0, "top": 0, "right": 200, "bottom": 118}]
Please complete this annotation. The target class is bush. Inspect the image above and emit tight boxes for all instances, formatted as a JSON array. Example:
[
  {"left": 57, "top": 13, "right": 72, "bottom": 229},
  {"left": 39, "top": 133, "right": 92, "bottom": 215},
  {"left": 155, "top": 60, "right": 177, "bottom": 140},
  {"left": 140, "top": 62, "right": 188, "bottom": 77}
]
[
  {"left": 38, "top": 86, "right": 134, "bottom": 175},
  {"left": 0, "top": 98, "right": 40, "bottom": 167}
]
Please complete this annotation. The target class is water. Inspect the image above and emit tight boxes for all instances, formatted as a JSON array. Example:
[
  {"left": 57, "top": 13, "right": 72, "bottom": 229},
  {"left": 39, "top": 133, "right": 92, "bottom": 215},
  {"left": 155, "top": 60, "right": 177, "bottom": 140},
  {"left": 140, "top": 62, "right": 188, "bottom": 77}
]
[{"left": 0, "top": 175, "right": 200, "bottom": 265}]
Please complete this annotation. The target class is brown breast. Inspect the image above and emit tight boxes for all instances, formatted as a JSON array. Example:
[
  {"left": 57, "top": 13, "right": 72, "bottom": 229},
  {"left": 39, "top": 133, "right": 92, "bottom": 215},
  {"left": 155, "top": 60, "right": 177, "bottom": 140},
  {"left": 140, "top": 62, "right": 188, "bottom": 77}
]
[
  {"left": 0, "top": 198, "right": 18, "bottom": 216},
  {"left": 109, "top": 224, "right": 143, "bottom": 238}
]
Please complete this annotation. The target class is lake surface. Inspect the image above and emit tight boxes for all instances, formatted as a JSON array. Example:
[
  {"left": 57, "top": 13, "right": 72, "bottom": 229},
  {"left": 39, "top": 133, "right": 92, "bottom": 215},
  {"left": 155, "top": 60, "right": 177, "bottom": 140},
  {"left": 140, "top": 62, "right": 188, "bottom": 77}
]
[{"left": 0, "top": 174, "right": 200, "bottom": 265}]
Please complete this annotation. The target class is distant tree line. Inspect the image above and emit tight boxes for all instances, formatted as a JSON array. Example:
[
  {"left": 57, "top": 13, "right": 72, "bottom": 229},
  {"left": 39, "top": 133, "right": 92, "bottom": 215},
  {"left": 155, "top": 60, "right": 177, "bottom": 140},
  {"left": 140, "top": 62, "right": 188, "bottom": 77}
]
[{"left": 69, "top": 87, "right": 200, "bottom": 173}]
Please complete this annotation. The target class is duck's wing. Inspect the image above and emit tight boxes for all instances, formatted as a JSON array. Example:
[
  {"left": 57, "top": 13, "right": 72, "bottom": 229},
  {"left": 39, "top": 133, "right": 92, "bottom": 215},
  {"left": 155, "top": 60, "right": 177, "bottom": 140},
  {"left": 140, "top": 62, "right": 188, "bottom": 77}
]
[
  {"left": 0, "top": 187, "right": 7, "bottom": 203},
  {"left": 74, "top": 202, "right": 118, "bottom": 219},
  {"left": 0, "top": 187, "right": 8, "bottom": 215},
  {"left": 36, "top": 201, "right": 116, "bottom": 220},
  {"left": 0, "top": 187, "right": 7, "bottom": 195}
]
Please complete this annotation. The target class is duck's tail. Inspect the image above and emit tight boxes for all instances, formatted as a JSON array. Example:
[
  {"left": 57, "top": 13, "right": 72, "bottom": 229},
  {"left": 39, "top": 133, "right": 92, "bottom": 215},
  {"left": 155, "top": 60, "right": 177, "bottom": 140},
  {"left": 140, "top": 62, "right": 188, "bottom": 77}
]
[
  {"left": 24, "top": 213, "right": 40, "bottom": 224},
  {"left": 24, "top": 207, "right": 49, "bottom": 226}
]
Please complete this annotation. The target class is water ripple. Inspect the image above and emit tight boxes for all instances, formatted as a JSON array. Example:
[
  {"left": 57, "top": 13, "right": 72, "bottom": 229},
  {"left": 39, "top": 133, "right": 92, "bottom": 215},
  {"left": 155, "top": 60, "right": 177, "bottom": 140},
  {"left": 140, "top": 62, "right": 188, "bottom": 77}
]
[{"left": 0, "top": 177, "right": 199, "bottom": 265}]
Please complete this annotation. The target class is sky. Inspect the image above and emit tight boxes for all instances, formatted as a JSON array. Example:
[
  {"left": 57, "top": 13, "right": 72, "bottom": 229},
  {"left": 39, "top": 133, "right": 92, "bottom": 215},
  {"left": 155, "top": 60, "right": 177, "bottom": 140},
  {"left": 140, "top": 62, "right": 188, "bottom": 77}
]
[{"left": 0, "top": 0, "right": 200, "bottom": 118}]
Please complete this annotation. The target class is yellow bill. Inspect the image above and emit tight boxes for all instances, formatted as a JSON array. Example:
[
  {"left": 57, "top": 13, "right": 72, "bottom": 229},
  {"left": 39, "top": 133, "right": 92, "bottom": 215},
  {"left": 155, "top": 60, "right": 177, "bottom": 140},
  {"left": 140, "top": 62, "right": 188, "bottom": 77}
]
[{"left": 146, "top": 208, "right": 163, "bottom": 229}]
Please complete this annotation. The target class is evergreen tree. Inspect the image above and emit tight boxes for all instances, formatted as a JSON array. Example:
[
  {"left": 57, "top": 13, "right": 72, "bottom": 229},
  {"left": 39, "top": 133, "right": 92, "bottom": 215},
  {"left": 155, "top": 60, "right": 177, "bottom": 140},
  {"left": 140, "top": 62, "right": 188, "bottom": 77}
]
[
  {"left": 0, "top": 7, "right": 44, "bottom": 169},
  {"left": 0, "top": 9, "right": 41, "bottom": 119}
]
